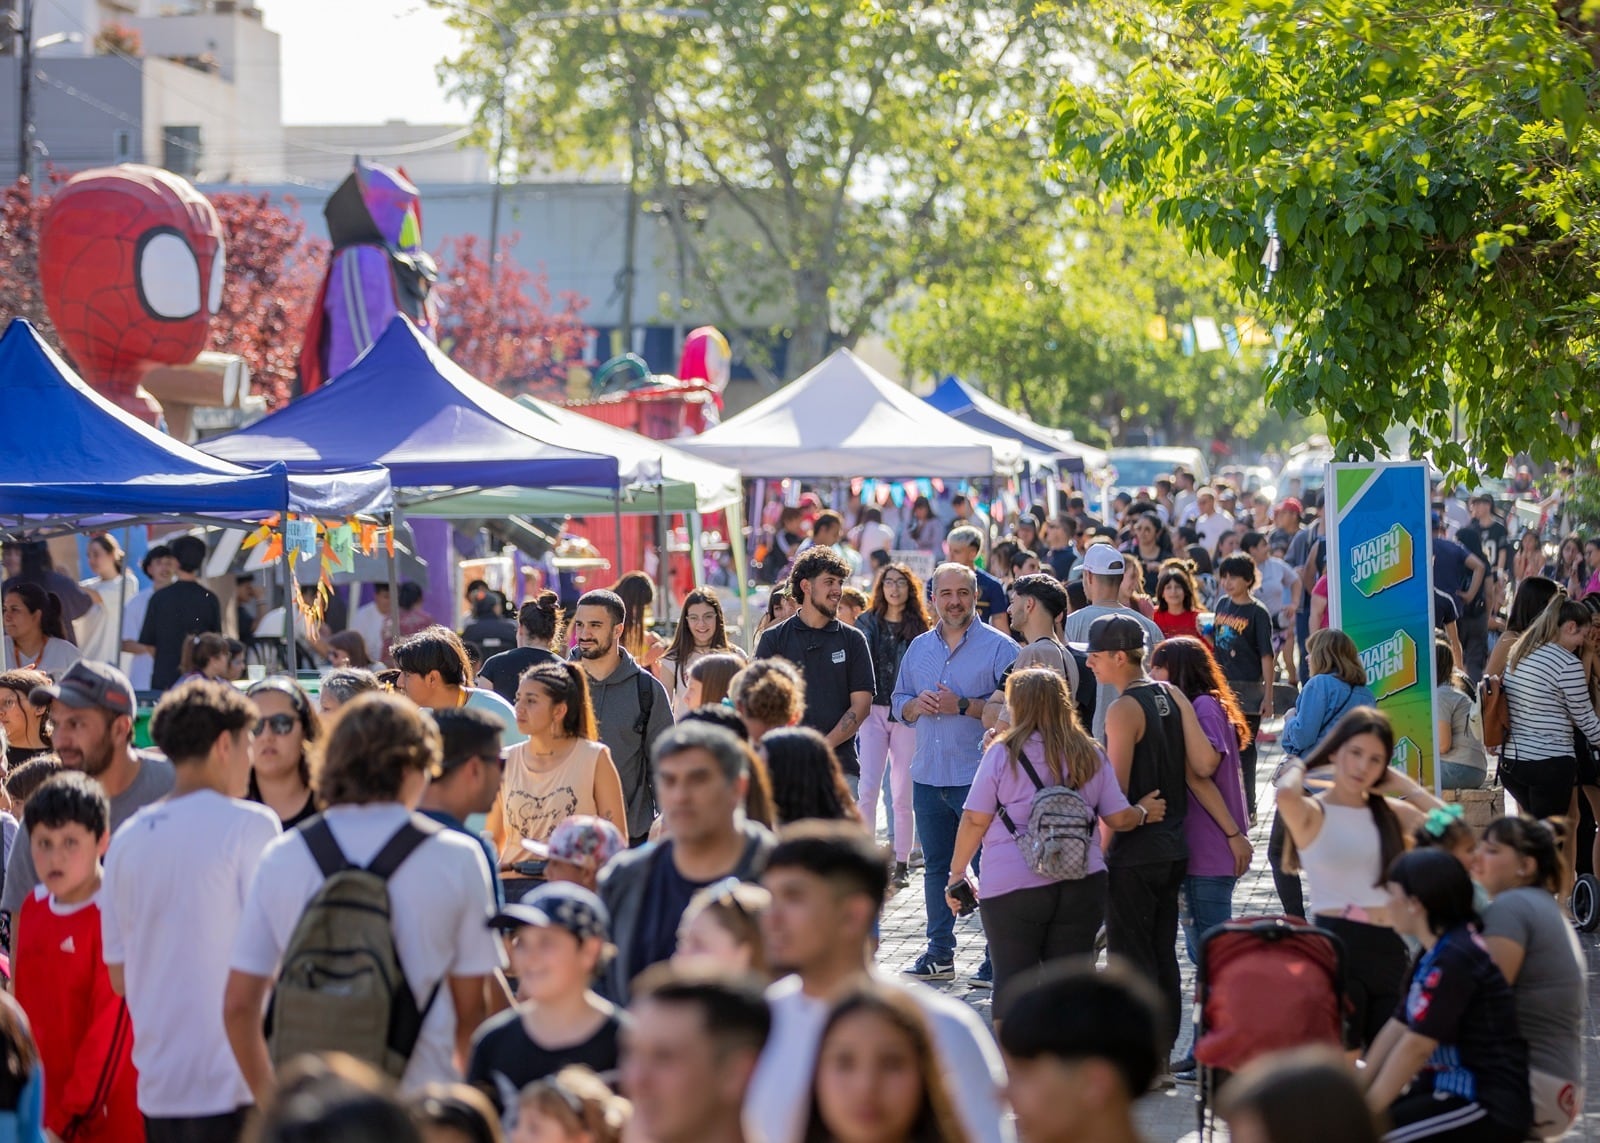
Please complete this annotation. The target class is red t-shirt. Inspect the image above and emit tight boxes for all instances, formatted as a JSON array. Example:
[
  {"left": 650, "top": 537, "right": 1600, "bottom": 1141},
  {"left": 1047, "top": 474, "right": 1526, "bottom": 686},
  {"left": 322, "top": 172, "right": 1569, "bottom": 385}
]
[
  {"left": 14, "top": 888, "right": 142, "bottom": 1143},
  {"left": 1154, "top": 608, "right": 1201, "bottom": 640}
]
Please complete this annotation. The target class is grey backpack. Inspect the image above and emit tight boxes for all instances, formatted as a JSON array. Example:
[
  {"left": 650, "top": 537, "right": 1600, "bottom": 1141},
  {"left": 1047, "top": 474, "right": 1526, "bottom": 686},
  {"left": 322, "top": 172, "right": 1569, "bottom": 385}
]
[
  {"left": 996, "top": 750, "right": 1096, "bottom": 881},
  {"left": 265, "top": 814, "right": 443, "bottom": 1080}
]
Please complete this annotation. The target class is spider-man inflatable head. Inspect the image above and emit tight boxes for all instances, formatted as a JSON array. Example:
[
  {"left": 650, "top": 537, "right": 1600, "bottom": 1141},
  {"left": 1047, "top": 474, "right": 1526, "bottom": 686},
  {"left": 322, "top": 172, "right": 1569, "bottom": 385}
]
[{"left": 39, "top": 164, "right": 225, "bottom": 423}]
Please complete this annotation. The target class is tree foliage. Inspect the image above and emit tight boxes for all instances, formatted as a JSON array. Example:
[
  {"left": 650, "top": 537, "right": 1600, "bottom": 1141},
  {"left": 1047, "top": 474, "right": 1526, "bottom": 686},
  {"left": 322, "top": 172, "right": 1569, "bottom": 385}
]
[
  {"left": 891, "top": 210, "right": 1299, "bottom": 449},
  {"left": 1053, "top": 0, "right": 1600, "bottom": 476},
  {"left": 431, "top": 233, "right": 592, "bottom": 396},
  {"left": 436, "top": 0, "right": 1084, "bottom": 380}
]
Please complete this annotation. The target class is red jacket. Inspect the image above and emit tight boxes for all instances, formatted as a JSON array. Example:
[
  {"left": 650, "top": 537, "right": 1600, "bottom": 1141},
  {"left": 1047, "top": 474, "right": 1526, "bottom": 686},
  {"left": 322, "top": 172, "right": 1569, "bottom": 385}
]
[{"left": 14, "top": 888, "right": 142, "bottom": 1143}]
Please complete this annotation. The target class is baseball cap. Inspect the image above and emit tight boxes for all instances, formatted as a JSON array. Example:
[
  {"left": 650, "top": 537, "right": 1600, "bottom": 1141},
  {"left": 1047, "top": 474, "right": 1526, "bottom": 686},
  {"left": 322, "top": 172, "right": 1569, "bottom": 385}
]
[
  {"left": 1086, "top": 614, "right": 1146, "bottom": 654},
  {"left": 520, "top": 814, "right": 626, "bottom": 871},
  {"left": 31, "top": 660, "right": 135, "bottom": 716},
  {"left": 490, "top": 882, "right": 610, "bottom": 941},
  {"left": 1080, "top": 544, "right": 1127, "bottom": 576},
  {"left": 1276, "top": 497, "right": 1304, "bottom": 516}
]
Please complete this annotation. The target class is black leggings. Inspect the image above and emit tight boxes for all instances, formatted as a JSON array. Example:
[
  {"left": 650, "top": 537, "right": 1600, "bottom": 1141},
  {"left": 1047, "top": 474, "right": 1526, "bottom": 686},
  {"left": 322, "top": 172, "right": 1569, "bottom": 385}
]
[
  {"left": 1268, "top": 811, "right": 1306, "bottom": 918},
  {"left": 1241, "top": 713, "right": 1263, "bottom": 817},
  {"left": 1498, "top": 755, "right": 1577, "bottom": 820},
  {"left": 1317, "top": 915, "right": 1410, "bottom": 1050},
  {"left": 980, "top": 872, "right": 1107, "bottom": 1019}
]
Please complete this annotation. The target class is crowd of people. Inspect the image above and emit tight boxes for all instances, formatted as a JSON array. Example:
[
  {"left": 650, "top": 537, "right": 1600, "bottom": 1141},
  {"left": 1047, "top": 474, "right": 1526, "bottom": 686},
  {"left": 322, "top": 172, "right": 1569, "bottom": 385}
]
[{"left": 0, "top": 463, "right": 1590, "bottom": 1143}]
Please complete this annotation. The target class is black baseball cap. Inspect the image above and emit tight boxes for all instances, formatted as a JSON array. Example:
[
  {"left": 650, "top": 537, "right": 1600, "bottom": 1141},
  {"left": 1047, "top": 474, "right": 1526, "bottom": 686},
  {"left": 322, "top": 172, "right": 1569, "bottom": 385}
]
[
  {"left": 1086, "top": 614, "right": 1146, "bottom": 654},
  {"left": 31, "top": 660, "right": 136, "bottom": 716}
]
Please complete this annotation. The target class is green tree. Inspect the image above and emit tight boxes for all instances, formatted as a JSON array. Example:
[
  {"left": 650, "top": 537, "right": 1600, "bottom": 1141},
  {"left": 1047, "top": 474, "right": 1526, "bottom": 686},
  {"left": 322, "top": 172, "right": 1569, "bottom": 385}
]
[
  {"left": 891, "top": 210, "right": 1301, "bottom": 450},
  {"left": 1052, "top": 0, "right": 1600, "bottom": 476},
  {"left": 436, "top": 0, "right": 1081, "bottom": 381}
]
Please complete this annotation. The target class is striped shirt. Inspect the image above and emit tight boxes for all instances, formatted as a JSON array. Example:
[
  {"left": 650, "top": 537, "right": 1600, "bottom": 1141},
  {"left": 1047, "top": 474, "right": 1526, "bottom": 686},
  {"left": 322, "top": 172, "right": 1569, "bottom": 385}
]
[{"left": 1502, "top": 641, "right": 1600, "bottom": 761}]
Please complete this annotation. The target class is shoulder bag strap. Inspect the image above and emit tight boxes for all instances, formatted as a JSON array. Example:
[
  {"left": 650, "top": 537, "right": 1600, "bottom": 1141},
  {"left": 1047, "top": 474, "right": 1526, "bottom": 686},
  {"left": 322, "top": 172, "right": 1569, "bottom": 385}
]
[
  {"left": 997, "top": 749, "right": 1050, "bottom": 838},
  {"left": 299, "top": 817, "right": 348, "bottom": 879},
  {"left": 366, "top": 814, "right": 445, "bottom": 881}
]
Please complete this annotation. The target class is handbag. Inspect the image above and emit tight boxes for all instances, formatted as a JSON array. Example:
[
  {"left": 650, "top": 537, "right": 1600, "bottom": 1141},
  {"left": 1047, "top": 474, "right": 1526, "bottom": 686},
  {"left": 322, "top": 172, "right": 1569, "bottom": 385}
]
[{"left": 1478, "top": 674, "right": 1510, "bottom": 752}]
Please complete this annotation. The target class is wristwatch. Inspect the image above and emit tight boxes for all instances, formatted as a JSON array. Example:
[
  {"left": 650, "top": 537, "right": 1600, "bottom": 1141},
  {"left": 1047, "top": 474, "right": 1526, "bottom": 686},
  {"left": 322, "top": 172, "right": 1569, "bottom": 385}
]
[{"left": 957, "top": 697, "right": 971, "bottom": 716}]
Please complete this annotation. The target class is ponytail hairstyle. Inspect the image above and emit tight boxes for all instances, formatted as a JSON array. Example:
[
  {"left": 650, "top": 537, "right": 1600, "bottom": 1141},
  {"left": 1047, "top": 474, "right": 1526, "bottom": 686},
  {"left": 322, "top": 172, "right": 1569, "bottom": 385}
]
[
  {"left": 88, "top": 533, "right": 125, "bottom": 574},
  {"left": 1482, "top": 815, "right": 1568, "bottom": 895},
  {"left": 517, "top": 1066, "right": 630, "bottom": 1143},
  {"left": 180, "top": 632, "right": 232, "bottom": 677},
  {"left": 1508, "top": 590, "right": 1589, "bottom": 670},
  {"left": 517, "top": 589, "right": 567, "bottom": 649},
  {"left": 1411, "top": 802, "right": 1474, "bottom": 856},
  {"left": 520, "top": 661, "right": 597, "bottom": 741},
  {"left": 3, "top": 582, "right": 66, "bottom": 641},
  {"left": 1281, "top": 707, "right": 1403, "bottom": 886}
]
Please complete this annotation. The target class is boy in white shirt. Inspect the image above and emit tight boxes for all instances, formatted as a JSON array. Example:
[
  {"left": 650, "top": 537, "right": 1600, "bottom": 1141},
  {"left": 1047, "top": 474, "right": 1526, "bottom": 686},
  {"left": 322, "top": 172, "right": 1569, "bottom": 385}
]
[{"left": 101, "top": 680, "right": 281, "bottom": 1143}]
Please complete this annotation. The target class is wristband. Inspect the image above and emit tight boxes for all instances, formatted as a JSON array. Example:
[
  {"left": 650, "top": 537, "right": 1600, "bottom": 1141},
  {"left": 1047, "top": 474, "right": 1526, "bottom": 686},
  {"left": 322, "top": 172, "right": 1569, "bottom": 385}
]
[{"left": 1135, "top": 803, "right": 1149, "bottom": 823}]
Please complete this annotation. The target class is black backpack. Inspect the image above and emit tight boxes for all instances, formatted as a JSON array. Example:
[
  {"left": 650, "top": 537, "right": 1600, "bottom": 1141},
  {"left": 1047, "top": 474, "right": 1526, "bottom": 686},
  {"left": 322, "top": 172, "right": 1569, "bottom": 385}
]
[{"left": 265, "top": 815, "right": 443, "bottom": 1080}]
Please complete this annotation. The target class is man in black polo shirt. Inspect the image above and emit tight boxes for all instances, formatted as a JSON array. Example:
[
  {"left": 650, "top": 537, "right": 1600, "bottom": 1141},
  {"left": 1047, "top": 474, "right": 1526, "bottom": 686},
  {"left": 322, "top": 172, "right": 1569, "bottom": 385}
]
[{"left": 754, "top": 547, "right": 874, "bottom": 795}]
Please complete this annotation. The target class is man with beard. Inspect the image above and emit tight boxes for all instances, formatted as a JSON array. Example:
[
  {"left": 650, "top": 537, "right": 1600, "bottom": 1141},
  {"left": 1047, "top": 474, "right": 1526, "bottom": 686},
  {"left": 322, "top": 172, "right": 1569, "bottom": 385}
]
[
  {"left": 891, "top": 562, "right": 1018, "bottom": 984},
  {"left": 0, "top": 661, "right": 174, "bottom": 929},
  {"left": 754, "top": 548, "right": 874, "bottom": 795},
  {"left": 573, "top": 589, "right": 674, "bottom": 848}
]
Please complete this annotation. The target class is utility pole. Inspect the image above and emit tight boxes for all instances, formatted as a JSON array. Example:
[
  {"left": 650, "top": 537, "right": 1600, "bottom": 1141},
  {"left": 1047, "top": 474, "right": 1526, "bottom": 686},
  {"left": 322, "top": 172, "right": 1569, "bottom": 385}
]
[
  {"left": 16, "top": 0, "right": 33, "bottom": 188},
  {"left": 486, "top": 19, "right": 513, "bottom": 295}
]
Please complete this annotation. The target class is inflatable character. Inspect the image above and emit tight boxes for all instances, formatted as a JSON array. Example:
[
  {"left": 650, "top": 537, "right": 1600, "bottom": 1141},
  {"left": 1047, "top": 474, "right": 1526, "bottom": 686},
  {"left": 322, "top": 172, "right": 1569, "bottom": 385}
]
[
  {"left": 298, "top": 160, "right": 437, "bottom": 392},
  {"left": 38, "top": 164, "right": 226, "bottom": 425}
]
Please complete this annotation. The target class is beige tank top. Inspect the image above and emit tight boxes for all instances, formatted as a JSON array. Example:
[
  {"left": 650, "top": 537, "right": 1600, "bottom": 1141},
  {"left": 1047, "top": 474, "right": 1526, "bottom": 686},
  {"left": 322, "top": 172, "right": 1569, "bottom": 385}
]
[{"left": 498, "top": 738, "right": 604, "bottom": 861}]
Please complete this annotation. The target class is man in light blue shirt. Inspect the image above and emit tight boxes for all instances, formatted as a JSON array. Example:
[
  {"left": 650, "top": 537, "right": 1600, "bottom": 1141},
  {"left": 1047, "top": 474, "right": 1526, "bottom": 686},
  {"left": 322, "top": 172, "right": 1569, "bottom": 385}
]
[{"left": 892, "top": 562, "right": 1018, "bottom": 984}]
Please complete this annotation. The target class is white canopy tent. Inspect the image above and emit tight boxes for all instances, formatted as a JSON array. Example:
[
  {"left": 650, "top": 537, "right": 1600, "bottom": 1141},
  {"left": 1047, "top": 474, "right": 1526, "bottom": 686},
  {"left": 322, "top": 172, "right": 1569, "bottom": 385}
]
[{"left": 675, "top": 349, "right": 1025, "bottom": 478}]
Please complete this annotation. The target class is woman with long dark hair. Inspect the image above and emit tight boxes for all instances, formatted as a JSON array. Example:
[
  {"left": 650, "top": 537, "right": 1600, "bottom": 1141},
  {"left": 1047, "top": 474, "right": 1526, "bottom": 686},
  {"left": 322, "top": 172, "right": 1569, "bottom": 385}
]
[
  {"left": 1273, "top": 707, "right": 1426, "bottom": 1050},
  {"left": 855, "top": 563, "right": 931, "bottom": 886},
  {"left": 609, "top": 572, "right": 665, "bottom": 667},
  {"left": 245, "top": 676, "right": 322, "bottom": 828},
  {"left": 490, "top": 662, "right": 626, "bottom": 889},
  {"left": 802, "top": 984, "right": 970, "bottom": 1143},
  {"left": 759, "top": 726, "right": 861, "bottom": 826},
  {"left": 1485, "top": 575, "right": 1561, "bottom": 680},
  {"left": 1152, "top": 561, "right": 1204, "bottom": 641},
  {"left": 1551, "top": 534, "right": 1585, "bottom": 598},
  {"left": 654, "top": 589, "right": 744, "bottom": 717},
  {"left": 1147, "top": 638, "right": 1252, "bottom": 967},
  {"left": 0, "top": 670, "right": 52, "bottom": 767},
  {"left": 1512, "top": 531, "right": 1546, "bottom": 588},
  {"left": 1, "top": 584, "right": 78, "bottom": 677},
  {"left": 1473, "top": 817, "right": 1586, "bottom": 1139},
  {"left": 1364, "top": 849, "right": 1532, "bottom": 1142}
]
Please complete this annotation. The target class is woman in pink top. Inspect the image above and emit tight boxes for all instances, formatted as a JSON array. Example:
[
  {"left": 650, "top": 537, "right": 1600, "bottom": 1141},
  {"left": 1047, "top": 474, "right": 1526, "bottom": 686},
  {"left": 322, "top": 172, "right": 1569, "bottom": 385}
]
[{"left": 946, "top": 668, "right": 1163, "bottom": 1014}]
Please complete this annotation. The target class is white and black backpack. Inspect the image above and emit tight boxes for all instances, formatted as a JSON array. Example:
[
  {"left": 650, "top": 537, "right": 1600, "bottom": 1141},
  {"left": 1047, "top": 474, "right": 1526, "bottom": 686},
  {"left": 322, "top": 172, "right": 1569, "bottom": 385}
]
[{"left": 995, "top": 750, "right": 1096, "bottom": 881}]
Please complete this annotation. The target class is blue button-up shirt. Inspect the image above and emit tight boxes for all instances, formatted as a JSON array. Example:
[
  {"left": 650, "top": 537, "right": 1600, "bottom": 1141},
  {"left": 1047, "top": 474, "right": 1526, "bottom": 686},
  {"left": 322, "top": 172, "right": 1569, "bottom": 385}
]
[{"left": 892, "top": 619, "right": 1019, "bottom": 788}]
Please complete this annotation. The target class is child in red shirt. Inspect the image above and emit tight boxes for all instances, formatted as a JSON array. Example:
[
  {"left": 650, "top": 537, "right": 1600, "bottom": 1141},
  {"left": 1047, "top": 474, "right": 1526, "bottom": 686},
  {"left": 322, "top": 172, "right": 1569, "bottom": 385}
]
[{"left": 12, "top": 773, "right": 142, "bottom": 1143}]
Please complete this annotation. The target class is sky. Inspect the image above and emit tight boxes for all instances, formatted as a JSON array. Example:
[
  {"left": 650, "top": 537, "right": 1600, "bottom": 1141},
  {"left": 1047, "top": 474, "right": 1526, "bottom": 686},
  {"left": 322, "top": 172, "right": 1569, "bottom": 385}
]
[{"left": 264, "top": 1, "right": 473, "bottom": 125}]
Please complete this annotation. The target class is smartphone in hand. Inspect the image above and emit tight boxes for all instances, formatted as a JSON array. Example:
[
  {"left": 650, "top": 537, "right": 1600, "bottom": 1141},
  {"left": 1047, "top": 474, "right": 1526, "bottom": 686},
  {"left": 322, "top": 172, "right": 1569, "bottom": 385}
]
[{"left": 947, "top": 877, "right": 978, "bottom": 917}]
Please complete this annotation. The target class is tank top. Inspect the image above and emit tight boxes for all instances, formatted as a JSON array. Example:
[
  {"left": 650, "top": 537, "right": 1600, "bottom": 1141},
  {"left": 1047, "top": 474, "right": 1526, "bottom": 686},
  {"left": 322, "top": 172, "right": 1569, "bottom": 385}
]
[
  {"left": 1105, "top": 679, "right": 1189, "bottom": 868},
  {"left": 498, "top": 738, "right": 604, "bottom": 862},
  {"left": 1300, "top": 801, "right": 1391, "bottom": 916}
]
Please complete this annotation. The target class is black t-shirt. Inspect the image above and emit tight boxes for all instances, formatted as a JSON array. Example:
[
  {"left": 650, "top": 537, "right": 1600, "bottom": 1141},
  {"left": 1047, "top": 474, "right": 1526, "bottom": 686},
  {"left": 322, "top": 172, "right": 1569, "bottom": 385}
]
[
  {"left": 138, "top": 579, "right": 222, "bottom": 690},
  {"left": 246, "top": 770, "right": 317, "bottom": 829},
  {"left": 463, "top": 617, "right": 520, "bottom": 658},
  {"left": 467, "top": 1007, "right": 628, "bottom": 1113},
  {"left": 1212, "top": 596, "right": 1273, "bottom": 686},
  {"left": 1398, "top": 927, "right": 1532, "bottom": 1132},
  {"left": 1434, "top": 589, "right": 1461, "bottom": 630},
  {"left": 628, "top": 843, "right": 712, "bottom": 977},
  {"left": 1457, "top": 521, "right": 1508, "bottom": 603},
  {"left": 1106, "top": 680, "right": 1189, "bottom": 868},
  {"left": 477, "top": 645, "right": 561, "bottom": 702},
  {"left": 754, "top": 614, "right": 875, "bottom": 774}
]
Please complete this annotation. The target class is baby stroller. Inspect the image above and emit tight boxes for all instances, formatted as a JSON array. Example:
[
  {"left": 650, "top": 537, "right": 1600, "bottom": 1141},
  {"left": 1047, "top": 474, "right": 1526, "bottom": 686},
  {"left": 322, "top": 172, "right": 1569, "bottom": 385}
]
[{"left": 1193, "top": 915, "right": 1346, "bottom": 1138}]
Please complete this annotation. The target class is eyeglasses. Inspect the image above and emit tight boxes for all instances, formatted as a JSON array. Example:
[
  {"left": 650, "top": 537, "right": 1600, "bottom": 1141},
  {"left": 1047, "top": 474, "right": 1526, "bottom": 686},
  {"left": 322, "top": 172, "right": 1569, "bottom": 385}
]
[
  {"left": 252, "top": 713, "right": 299, "bottom": 738},
  {"left": 881, "top": 576, "right": 910, "bottom": 588}
]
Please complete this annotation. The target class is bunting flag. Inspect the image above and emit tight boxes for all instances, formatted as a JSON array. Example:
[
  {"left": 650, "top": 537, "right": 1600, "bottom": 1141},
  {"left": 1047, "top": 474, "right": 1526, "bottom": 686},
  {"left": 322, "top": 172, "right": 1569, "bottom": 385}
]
[{"left": 243, "top": 514, "right": 381, "bottom": 634}]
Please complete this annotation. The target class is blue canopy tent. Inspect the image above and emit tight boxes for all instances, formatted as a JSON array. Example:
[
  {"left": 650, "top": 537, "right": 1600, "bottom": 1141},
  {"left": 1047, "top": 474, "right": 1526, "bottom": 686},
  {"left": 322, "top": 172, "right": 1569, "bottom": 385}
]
[
  {"left": 202, "top": 315, "right": 624, "bottom": 652},
  {"left": 0, "top": 317, "right": 394, "bottom": 671},
  {"left": 923, "top": 375, "right": 1106, "bottom": 477}
]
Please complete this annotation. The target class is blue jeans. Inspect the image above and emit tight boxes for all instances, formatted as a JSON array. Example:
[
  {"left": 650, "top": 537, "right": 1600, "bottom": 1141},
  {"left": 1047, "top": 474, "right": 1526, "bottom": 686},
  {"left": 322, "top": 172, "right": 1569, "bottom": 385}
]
[
  {"left": 913, "top": 781, "right": 975, "bottom": 959},
  {"left": 1440, "top": 761, "right": 1486, "bottom": 790},
  {"left": 1180, "top": 874, "right": 1236, "bottom": 967}
]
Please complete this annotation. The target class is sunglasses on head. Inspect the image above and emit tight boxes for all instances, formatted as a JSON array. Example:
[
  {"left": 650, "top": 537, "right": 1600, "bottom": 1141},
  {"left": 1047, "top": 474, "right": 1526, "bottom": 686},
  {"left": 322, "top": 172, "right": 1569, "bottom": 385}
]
[{"left": 252, "top": 713, "right": 298, "bottom": 738}]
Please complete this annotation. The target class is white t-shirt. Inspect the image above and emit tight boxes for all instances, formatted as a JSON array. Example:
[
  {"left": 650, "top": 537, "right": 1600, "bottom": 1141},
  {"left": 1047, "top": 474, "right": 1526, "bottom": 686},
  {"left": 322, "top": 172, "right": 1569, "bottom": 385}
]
[
  {"left": 350, "top": 601, "right": 391, "bottom": 664},
  {"left": 101, "top": 789, "right": 282, "bottom": 1117},
  {"left": 1195, "top": 511, "right": 1234, "bottom": 552},
  {"left": 744, "top": 972, "right": 1011, "bottom": 1143},
  {"left": 76, "top": 571, "right": 139, "bottom": 668},
  {"left": 848, "top": 521, "right": 896, "bottom": 556},
  {"left": 0, "top": 635, "right": 79, "bottom": 678},
  {"left": 229, "top": 803, "right": 504, "bottom": 1092},
  {"left": 1256, "top": 556, "right": 1298, "bottom": 617},
  {"left": 121, "top": 586, "right": 158, "bottom": 690}
]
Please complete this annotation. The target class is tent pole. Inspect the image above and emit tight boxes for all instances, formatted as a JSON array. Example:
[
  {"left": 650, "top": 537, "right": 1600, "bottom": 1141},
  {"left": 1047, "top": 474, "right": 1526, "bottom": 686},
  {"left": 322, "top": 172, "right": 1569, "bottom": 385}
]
[
  {"left": 656, "top": 484, "right": 670, "bottom": 628},
  {"left": 688, "top": 510, "right": 704, "bottom": 590},
  {"left": 387, "top": 506, "right": 402, "bottom": 664},
  {"left": 612, "top": 489, "right": 624, "bottom": 576},
  {"left": 118, "top": 527, "right": 132, "bottom": 672},
  {"left": 280, "top": 516, "right": 294, "bottom": 674}
]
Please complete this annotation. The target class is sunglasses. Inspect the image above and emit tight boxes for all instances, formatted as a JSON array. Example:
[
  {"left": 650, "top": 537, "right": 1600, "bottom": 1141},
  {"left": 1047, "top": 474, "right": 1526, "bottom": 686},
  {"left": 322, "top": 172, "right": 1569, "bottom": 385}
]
[{"left": 252, "top": 713, "right": 299, "bottom": 738}]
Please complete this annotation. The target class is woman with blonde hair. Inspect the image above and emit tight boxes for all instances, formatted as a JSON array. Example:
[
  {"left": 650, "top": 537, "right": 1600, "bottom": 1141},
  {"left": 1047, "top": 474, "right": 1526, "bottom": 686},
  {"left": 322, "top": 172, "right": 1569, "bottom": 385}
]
[
  {"left": 489, "top": 662, "right": 626, "bottom": 898},
  {"left": 943, "top": 668, "right": 1163, "bottom": 1009},
  {"left": 1500, "top": 591, "right": 1600, "bottom": 820},
  {"left": 673, "top": 879, "right": 772, "bottom": 976},
  {"left": 511, "top": 1066, "right": 629, "bottom": 1143},
  {"left": 1280, "top": 629, "right": 1375, "bottom": 758},
  {"left": 730, "top": 658, "right": 806, "bottom": 743}
]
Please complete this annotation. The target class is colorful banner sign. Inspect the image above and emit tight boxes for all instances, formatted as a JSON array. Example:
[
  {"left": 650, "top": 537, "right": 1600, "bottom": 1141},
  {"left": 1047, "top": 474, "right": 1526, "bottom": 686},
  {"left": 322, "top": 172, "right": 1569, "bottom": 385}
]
[{"left": 1327, "top": 461, "right": 1440, "bottom": 791}]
